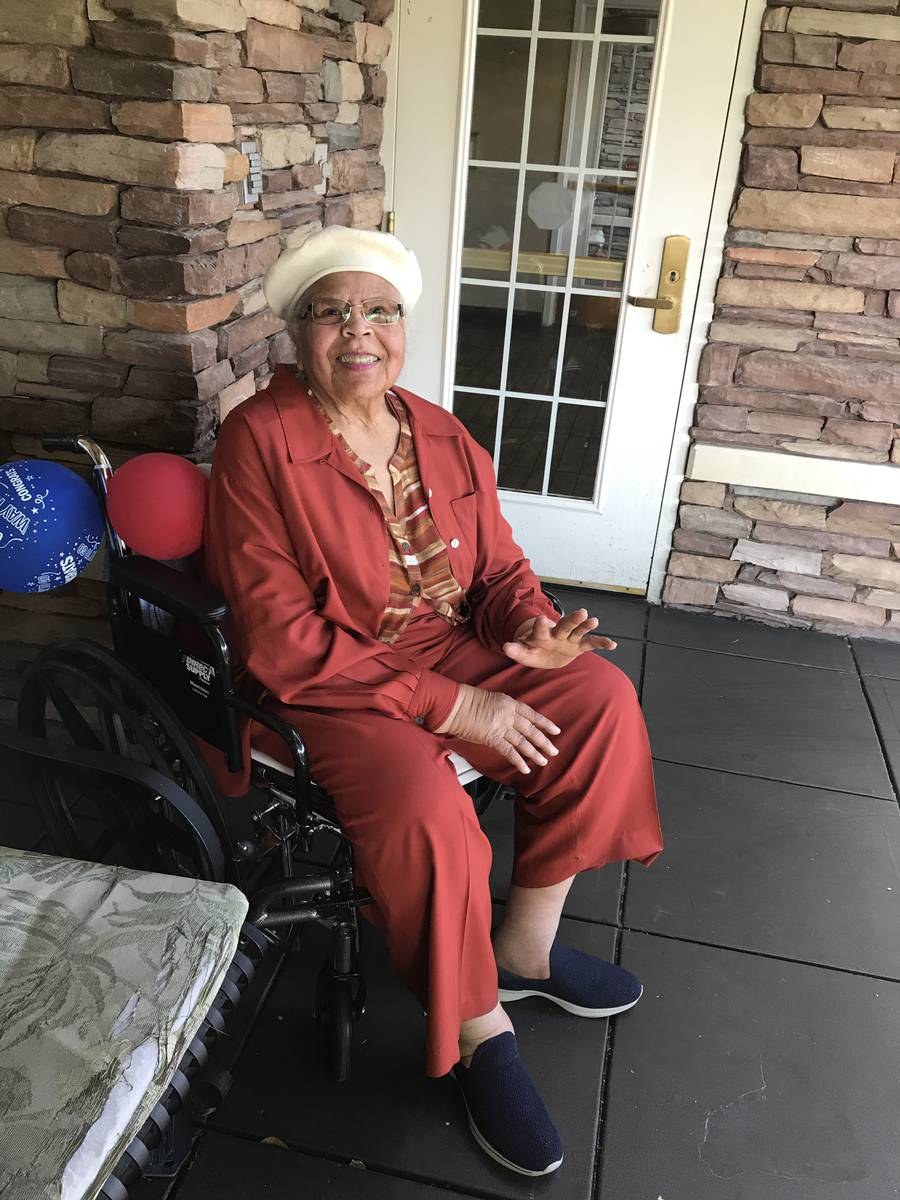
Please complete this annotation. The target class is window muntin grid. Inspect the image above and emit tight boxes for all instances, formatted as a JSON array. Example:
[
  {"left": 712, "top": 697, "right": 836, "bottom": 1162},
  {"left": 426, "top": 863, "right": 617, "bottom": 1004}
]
[{"left": 452, "top": 0, "right": 659, "bottom": 501}]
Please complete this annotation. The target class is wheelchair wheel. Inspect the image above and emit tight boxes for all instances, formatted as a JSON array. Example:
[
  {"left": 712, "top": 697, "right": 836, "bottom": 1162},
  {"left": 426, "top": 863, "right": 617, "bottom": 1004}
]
[
  {"left": 315, "top": 969, "right": 353, "bottom": 1083},
  {"left": 313, "top": 915, "right": 365, "bottom": 1082},
  {"left": 17, "top": 638, "right": 231, "bottom": 881}
]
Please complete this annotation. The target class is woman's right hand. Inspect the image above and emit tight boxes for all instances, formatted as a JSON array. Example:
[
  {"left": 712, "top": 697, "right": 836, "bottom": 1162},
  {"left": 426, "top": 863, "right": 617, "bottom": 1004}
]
[{"left": 433, "top": 683, "right": 560, "bottom": 774}]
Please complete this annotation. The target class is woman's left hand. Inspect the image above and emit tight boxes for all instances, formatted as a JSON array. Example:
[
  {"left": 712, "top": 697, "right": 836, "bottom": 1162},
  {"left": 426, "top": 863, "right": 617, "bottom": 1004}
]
[{"left": 502, "top": 609, "right": 617, "bottom": 670}]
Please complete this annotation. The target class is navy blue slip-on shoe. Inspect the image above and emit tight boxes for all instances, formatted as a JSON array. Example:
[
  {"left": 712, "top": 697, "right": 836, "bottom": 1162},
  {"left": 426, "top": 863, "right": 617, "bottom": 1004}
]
[
  {"left": 452, "top": 1032, "right": 563, "bottom": 1176},
  {"left": 497, "top": 941, "right": 643, "bottom": 1017}
]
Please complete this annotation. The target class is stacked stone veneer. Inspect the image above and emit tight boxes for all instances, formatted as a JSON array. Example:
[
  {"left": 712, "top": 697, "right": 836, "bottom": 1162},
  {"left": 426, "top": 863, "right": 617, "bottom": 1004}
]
[
  {"left": 0, "top": 0, "right": 390, "bottom": 646},
  {"left": 663, "top": 1, "right": 900, "bottom": 639}
]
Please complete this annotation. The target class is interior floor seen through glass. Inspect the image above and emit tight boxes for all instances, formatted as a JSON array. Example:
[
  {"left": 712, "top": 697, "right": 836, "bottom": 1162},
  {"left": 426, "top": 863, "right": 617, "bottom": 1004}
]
[{"left": 456, "top": 298, "right": 615, "bottom": 403}]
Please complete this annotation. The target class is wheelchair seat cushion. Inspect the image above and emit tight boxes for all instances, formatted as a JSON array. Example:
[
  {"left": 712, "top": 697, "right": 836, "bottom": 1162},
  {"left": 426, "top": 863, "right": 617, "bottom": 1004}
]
[{"left": 249, "top": 745, "right": 483, "bottom": 788}]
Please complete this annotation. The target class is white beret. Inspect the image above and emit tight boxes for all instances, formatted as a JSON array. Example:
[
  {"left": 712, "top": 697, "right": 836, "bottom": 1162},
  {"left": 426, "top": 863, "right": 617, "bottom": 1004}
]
[{"left": 263, "top": 225, "right": 423, "bottom": 319}]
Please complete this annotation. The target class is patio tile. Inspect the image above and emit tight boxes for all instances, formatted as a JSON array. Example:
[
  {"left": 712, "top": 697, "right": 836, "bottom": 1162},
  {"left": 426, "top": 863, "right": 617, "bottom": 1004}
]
[
  {"left": 862, "top": 675, "right": 900, "bottom": 790},
  {"left": 178, "top": 1130, "right": 467, "bottom": 1200},
  {"left": 643, "top": 644, "right": 892, "bottom": 798},
  {"left": 0, "top": 746, "right": 31, "bottom": 808},
  {"left": 596, "top": 636, "right": 642, "bottom": 693},
  {"left": 625, "top": 762, "right": 900, "bottom": 977},
  {"left": 598, "top": 931, "right": 900, "bottom": 1200},
  {"left": 648, "top": 607, "right": 853, "bottom": 670},
  {"left": 212, "top": 914, "right": 615, "bottom": 1200},
  {"left": 550, "top": 585, "right": 647, "bottom": 641},
  {"left": 128, "top": 1174, "right": 180, "bottom": 1200},
  {"left": 0, "top": 796, "right": 44, "bottom": 851},
  {"left": 853, "top": 637, "right": 900, "bottom": 681},
  {"left": 482, "top": 793, "right": 623, "bottom": 925},
  {"left": 203, "top": 946, "right": 287, "bottom": 1078}
]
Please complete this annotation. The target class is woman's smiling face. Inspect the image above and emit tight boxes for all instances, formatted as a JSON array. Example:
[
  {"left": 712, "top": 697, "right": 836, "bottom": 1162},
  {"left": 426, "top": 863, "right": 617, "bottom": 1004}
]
[{"left": 292, "top": 270, "right": 406, "bottom": 407}]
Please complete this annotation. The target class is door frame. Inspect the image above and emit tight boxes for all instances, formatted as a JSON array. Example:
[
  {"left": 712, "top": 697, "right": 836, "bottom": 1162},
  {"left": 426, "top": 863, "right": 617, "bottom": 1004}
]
[
  {"left": 645, "top": 0, "right": 766, "bottom": 601},
  {"left": 382, "top": 0, "right": 766, "bottom": 598}
]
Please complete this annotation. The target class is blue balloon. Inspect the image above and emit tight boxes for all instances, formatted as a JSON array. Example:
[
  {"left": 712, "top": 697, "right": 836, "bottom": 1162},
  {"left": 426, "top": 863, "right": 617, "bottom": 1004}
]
[{"left": 0, "top": 460, "right": 104, "bottom": 594}]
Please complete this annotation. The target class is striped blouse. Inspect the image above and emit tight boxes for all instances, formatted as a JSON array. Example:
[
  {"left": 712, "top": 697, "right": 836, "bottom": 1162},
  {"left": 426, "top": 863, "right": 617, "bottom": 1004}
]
[{"left": 314, "top": 390, "right": 470, "bottom": 644}]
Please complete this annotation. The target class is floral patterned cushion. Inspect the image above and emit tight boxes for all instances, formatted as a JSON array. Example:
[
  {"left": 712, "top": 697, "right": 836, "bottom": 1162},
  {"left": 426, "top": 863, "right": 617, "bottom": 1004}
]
[{"left": 0, "top": 847, "right": 248, "bottom": 1200}]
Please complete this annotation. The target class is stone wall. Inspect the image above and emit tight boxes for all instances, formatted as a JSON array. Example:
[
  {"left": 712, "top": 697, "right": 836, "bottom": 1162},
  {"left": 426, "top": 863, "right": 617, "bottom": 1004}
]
[
  {"left": 0, "top": 0, "right": 391, "bottom": 651},
  {"left": 668, "top": 482, "right": 900, "bottom": 633},
  {"left": 663, "top": 0, "right": 900, "bottom": 639}
]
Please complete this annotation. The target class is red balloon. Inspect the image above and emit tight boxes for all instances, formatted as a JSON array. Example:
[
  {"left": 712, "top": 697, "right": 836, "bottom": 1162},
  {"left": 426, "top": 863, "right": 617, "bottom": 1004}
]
[{"left": 106, "top": 453, "right": 209, "bottom": 560}]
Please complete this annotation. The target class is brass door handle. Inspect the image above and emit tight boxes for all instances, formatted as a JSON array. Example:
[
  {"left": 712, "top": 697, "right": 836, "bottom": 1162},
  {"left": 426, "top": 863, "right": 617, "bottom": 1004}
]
[
  {"left": 627, "top": 235, "right": 691, "bottom": 334},
  {"left": 627, "top": 295, "right": 675, "bottom": 310}
]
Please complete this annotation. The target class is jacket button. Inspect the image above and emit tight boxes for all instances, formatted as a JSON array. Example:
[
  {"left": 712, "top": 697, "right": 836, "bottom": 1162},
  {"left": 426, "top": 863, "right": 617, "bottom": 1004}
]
[
  {"left": 450, "top": 538, "right": 460, "bottom": 549},
  {"left": 428, "top": 488, "right": 433, "bottom": 498}
]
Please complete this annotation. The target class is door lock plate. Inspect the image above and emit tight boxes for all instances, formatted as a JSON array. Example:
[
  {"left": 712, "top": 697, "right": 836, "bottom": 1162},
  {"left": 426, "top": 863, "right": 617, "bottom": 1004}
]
[{"left": 652, "top": 234, "right": 690, "bottom": 335}]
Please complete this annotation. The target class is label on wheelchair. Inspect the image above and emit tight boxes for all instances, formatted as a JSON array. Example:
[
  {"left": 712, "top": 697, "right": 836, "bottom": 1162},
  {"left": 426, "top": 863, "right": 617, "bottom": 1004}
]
[{"left": 182, "top": 653, "right": 216, "bottom": 699}]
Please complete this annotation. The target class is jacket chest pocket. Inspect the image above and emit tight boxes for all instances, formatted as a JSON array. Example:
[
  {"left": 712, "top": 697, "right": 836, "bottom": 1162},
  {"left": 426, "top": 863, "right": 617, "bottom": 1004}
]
[{"left": 447, "top": 492, "right": 478, "bottom": 589}]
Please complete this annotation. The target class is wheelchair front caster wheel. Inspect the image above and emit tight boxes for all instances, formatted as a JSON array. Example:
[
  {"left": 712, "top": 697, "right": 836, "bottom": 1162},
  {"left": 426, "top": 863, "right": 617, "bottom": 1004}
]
[{"left": 315, "top": 970, "right": 353, "bottom": 1083}]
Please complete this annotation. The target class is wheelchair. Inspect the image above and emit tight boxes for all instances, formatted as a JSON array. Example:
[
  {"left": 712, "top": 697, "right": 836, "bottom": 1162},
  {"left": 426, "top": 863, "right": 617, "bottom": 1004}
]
[{"left": 10, "top": 433, "right": 560, "bottom": 1083}]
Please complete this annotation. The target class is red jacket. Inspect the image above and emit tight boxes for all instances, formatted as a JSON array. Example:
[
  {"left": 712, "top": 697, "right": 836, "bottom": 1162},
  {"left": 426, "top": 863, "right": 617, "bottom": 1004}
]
[{"left": 204, "top": 366, "right": 559, "bottom": 731}]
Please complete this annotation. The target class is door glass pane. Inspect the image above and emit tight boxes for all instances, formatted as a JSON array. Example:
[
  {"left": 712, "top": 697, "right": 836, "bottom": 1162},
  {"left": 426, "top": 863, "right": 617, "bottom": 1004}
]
[
  {"left": 454, "top": 391, "right": 499, "bottom": 456},
  {"left": 586, "top": 182, "right": 636, "bottom": 280},
  {"left": 518, "top": 170, "right": 577, "bottom": 286},
  {"left": 479, "top": 0, "right": 534, "bottom": 29},
  {"left": 595, "top": 42, "right": 654, "bottom": 172},
  {"left": 577, "top": 175, "right": 634, "bottom": 289},
  {"left": 548, "top": 403, "right": 606, "bottom": 499},
  {"left": 454, "top": 285, "right": 507, "bottom": 390},
  {"left": 528, "top": 38, "right": 592, "bottom": 168},
  {"left": 451, "top": 1, "right": 659, "bottom": 498},
  {"left": 560, "top": 298, "right": 615, "bottom": 399},
  {"left": 517, "top": 172, "right": 631, "bottom": 292},
  {"left": 462, "top": 166, "right": 519, "bottom": 282},
  {"left": 471, "top": 36, "right": 530, "bottom": 162},
  {"left": 507, "top": 289, "right": 561, "bottom": 396},
  {"left": 601, "top": 0, "right": 660, "bottom": 36},
  {"left": 497, "top": 398, "right": 552, "bottom": 492},
  {"left": 541, "top": 0, "right": 596, "bottom": 34}
]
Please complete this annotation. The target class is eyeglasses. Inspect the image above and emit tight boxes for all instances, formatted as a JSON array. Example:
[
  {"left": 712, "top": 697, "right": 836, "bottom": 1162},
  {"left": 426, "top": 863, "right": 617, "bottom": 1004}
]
[{"left": 297, "top": 297, "right": 404, "bottom": 326}]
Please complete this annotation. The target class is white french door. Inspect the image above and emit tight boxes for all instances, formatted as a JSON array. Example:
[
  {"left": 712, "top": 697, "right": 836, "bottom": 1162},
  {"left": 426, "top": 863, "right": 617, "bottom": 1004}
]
[{"left": 387, "top": 0, "right": 749, "bottom": 592}]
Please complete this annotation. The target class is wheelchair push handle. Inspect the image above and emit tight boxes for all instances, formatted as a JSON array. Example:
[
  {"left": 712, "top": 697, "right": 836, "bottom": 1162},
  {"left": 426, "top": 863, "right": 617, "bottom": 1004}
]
[
  {"left": 41, "top": 433, "right": 124, "bottom": 557},
  {"left": 41, "top": 434, "right": 115, "bottom": 476}
]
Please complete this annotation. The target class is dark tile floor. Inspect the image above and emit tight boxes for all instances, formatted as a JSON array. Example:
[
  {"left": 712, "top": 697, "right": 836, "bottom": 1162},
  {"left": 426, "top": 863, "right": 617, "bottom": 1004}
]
[{"left": 2, "top": 591, "right": 900, "bottom": 1200}]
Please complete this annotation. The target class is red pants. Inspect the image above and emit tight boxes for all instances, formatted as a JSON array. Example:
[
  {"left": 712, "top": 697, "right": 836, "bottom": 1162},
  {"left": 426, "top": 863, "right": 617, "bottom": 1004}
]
[{"left": 256, "top": 616, "right": 662, "bottom": 1077}]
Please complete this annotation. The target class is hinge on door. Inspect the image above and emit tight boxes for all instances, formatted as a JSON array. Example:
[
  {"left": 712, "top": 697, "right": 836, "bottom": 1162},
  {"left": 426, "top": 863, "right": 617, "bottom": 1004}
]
[{"left": 384, "top": 210, "right": 396, "bottom": 235}]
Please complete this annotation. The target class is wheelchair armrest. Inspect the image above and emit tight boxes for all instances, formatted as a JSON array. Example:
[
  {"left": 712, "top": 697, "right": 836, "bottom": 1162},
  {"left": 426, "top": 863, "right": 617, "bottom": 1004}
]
[
  {"left": 541, "top": 585, "right": 563, "bottom": 617},
  {"left": 226, "top": 692, "right": 313, "bottom": 820},
  {"left": 110, "top": 556, "right": 229, "bottom": 625}
]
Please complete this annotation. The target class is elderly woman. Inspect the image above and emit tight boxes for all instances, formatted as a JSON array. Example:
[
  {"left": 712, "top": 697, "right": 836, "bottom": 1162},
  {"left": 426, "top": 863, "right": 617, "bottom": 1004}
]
[{"left": 204, "top": 226, "right": 662, "bottom": 1177}]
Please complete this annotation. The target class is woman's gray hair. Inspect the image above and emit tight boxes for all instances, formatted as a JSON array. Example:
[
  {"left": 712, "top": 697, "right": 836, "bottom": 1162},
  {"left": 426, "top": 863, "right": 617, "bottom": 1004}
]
[{"left": 283, "top": 293, "right": 309, "bottom": 342}]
